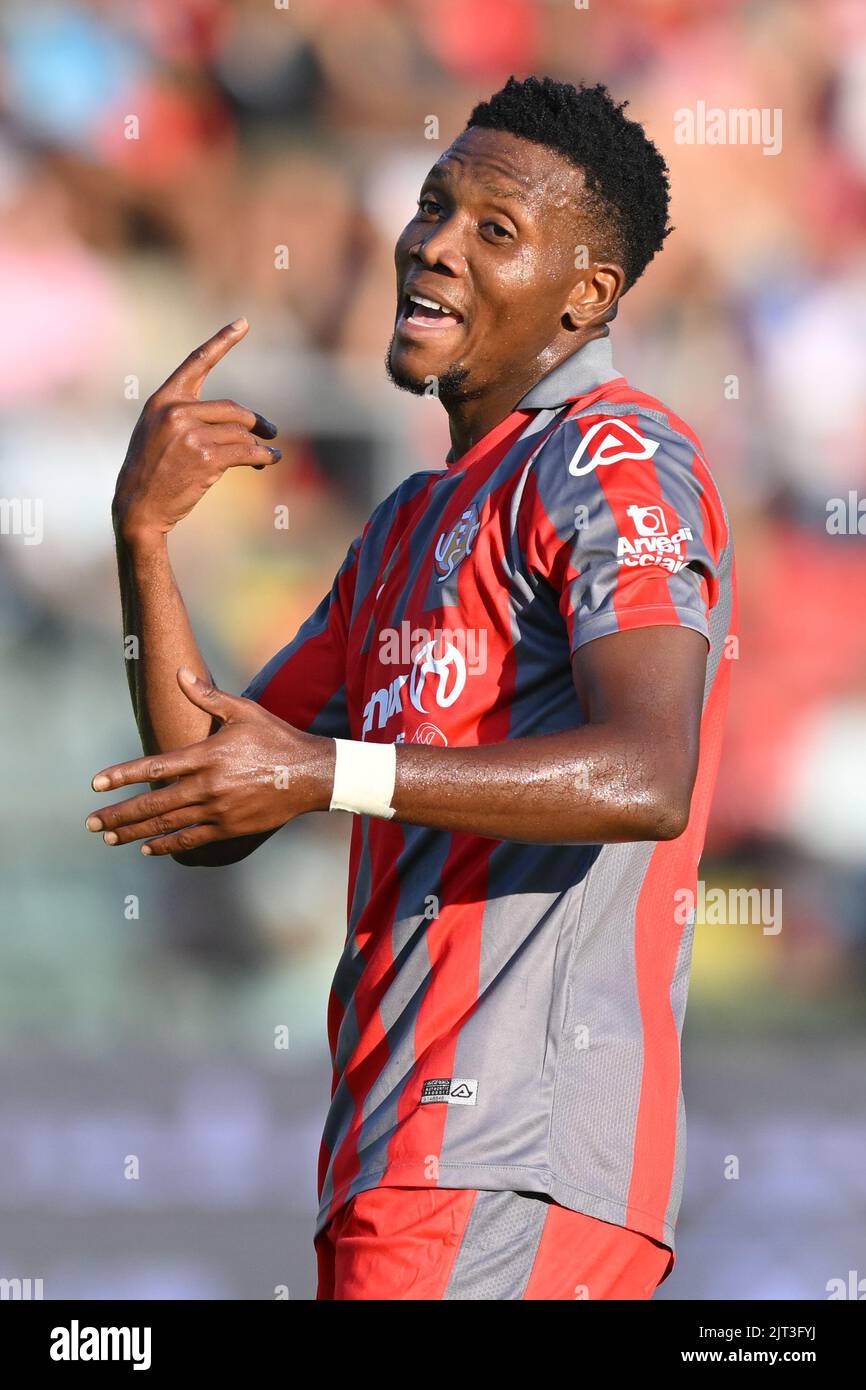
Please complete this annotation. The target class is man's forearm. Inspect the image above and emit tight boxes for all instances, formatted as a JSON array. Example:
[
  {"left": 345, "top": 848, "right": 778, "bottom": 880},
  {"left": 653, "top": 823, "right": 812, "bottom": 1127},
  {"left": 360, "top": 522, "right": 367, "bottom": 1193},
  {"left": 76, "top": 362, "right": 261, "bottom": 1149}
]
[
  {"left": 314, "top": 726, "right": 695, "bottom": 844},
  {"left": 87, "top": 672, "right": 696, "bottom": 862},
  {"left": 114, "top": 520, "right": 214, "bottom": 755}
]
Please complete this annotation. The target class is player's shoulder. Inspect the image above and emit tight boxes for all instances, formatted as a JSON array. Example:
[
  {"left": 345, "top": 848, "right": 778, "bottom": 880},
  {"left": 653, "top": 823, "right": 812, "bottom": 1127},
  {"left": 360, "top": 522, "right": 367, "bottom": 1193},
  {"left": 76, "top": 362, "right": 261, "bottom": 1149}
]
[
  {"left": 525, "top": 376, "right": 731, "bottom": 558},
  {"left": 531, "top": 377, "right": 726, "bottom": 519},
  {"left": 534, "top": 377, "right": 711, "bottom": 481}
]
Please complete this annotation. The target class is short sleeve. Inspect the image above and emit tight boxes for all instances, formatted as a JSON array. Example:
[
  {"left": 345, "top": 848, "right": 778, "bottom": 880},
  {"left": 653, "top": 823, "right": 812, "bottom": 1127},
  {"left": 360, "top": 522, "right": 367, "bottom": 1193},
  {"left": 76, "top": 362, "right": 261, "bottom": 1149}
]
[
  {"left": 241, "top": 532, "right": 362, "bottom": 738},
  {"left": 519, "top": 410, "right": 723, "bottom": 654}
]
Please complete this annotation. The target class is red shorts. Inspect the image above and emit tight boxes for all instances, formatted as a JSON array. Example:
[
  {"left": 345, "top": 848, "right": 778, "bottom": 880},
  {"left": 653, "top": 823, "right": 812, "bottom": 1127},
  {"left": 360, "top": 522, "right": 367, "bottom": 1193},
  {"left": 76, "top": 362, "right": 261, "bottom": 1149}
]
[{"left": 315, "top": 1187, "right": 673, "bottom": 1300}]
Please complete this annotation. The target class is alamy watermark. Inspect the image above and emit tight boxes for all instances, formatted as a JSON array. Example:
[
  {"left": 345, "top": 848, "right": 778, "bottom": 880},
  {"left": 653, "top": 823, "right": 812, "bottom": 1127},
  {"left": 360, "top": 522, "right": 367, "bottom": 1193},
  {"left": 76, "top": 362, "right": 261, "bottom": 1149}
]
[
  {"left": 0, "top": 497, "right": 43, "bottom": 545},
  {"left": 674, "top": 102, "right": 782, "bottom": 156},
  {"left": 675, "top": 880, "right": 782, "bottom": 935},
  {"left": 378, "top": 622, "right": 487, "bottom": 675}
]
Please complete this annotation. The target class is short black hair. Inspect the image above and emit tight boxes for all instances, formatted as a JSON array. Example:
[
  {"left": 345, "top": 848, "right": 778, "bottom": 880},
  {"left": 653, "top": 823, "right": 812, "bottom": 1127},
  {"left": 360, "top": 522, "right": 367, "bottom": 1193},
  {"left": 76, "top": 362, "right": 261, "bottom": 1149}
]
[{"left": 466, "top": 76, "right": 672, "bottom": 291}]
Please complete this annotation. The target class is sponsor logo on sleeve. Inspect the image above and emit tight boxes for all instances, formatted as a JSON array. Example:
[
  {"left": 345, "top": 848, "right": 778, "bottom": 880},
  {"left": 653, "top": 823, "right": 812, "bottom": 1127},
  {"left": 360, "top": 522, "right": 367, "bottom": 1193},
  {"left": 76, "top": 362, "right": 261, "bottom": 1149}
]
[
  {"left": 626, "top": 503, "right": 667, "bottom": 536},
  {"left": 617, "top": 503, "right": 693, "bottom": 574}
]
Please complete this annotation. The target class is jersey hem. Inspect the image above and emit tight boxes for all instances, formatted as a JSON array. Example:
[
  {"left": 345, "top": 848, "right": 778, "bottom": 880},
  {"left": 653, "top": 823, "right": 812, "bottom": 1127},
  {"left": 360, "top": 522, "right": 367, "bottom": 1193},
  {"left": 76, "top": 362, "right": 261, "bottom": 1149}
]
[{"left": 317, "top": 1162, "right": 676, "bottom": 1252}]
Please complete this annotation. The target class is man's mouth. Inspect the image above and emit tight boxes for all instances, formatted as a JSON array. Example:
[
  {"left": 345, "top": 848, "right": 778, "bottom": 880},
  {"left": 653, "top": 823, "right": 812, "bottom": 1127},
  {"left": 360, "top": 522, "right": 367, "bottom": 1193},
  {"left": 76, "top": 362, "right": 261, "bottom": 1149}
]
[{"left": 397, "top": 291, "right": 464, "bottom": 335}]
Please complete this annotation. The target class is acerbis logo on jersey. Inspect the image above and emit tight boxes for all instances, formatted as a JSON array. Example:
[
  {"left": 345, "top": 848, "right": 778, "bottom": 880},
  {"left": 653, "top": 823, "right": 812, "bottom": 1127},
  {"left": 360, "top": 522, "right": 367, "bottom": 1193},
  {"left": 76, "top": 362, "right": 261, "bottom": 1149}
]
[
  {"left": 617, "top": 503, "right": 693, "bottom": 574},
  {"left": 421, "top": 1078, "right": 478, "bottom": 1106},
  {"left": 567, "top": 419, "right": 660, "bottom": 476},
  {"left": 434, "top": 504, "right": 481, "bottom": 581}
]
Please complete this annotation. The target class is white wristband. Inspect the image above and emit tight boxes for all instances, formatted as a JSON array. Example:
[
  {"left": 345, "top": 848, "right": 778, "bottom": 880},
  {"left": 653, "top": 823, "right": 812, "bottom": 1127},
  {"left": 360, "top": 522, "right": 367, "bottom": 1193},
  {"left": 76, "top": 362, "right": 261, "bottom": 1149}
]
[{"left": 329, "top": 738, "right": 397, "bottom": 819}]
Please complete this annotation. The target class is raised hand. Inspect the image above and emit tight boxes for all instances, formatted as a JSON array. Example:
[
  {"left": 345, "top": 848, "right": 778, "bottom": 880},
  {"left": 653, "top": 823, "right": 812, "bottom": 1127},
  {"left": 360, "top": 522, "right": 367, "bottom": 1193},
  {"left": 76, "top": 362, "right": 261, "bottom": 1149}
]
[
  {"left": 112, "top": 319, "right": 281, "bottom": 542},
  {"left": 85, "top": 668, "right": 333, "bottom": 856}
]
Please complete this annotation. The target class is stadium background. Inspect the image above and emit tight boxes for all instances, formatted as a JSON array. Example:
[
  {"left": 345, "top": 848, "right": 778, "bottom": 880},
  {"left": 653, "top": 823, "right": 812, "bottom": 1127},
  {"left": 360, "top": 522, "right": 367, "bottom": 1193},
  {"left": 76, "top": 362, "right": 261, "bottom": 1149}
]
[{"left": 1, "top": 0, "right": 865, "bottom": 1300}]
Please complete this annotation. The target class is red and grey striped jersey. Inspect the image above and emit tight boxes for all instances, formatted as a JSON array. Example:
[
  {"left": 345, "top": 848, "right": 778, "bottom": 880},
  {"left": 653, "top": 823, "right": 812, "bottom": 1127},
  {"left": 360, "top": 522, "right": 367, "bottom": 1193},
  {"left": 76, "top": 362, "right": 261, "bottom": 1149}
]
[{"left": 243, "top": 337, "right": 736, "bottom": 1251}]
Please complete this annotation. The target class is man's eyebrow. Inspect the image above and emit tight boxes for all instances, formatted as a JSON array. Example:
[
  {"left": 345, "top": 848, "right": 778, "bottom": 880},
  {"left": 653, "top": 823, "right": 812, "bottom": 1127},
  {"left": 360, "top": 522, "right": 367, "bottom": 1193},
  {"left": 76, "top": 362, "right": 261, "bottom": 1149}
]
[
  {"left": 481, "top": 182, "right": 530, "bottom": 202},
  {"left": 422, "top": 164, "right": 530, "bottom": 203}
]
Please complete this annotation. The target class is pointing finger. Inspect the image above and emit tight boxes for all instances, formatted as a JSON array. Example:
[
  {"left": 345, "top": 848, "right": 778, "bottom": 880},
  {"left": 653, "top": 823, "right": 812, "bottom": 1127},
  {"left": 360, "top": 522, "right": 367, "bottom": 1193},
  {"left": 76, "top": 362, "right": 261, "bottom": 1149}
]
[{"left": 156, "top": 318, "right": 249, "bottom": 401}]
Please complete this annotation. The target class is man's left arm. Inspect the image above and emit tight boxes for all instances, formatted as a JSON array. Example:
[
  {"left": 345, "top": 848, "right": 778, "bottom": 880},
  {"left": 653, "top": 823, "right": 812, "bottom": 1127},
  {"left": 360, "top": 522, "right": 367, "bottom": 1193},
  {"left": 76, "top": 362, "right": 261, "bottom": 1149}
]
[
  {"left": 85, "top": 623, "right": 705, "bottom": 853},
  {"left": 387, "top": 624, "right": 706, "bottom": 843}
]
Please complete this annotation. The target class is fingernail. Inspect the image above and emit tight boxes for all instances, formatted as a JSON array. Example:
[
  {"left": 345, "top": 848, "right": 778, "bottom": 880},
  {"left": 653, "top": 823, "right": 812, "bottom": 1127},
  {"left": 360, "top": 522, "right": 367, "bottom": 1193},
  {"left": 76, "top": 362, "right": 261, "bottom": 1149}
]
[
  {"left": 92, "top": 776, "right": 110, "bottom": 792},
  {"left": 268, "top": 447, "right": 282, "bottom": 460},
  {"left": 141, "top": 844, "right": 153, "bottom": 856},
  {"left": 230, "top": 317, "right": 247, "bottom": 330},
  {"left": 257, "top": 415, "right": 278, "bottom": 435},
  {"left": 253, "top": 464, "right": 265, "bottom": 471},
  {"left": 103, "top": 831, "right": 119, "bottom": 846},
  {"left": 178, "top": 665, "right": 196, "bottom": 682},
  {"left": 86, "top": 815, "right": 103, "bottom": 832}
]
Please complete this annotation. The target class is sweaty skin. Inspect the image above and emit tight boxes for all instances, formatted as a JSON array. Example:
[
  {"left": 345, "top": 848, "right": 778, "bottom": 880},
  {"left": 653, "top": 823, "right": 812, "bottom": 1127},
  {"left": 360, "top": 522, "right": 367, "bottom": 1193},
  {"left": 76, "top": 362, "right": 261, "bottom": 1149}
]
[{"left": 91, "top": 127, "right": 707, "bottom": 863}]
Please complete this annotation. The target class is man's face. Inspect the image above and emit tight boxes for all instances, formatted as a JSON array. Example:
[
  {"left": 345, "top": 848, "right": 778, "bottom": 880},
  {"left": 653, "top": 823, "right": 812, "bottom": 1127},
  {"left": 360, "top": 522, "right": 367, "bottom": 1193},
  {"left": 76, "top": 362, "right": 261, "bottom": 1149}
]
[{"left": 388, "top": 126, "right": 598, "bottom": 402}]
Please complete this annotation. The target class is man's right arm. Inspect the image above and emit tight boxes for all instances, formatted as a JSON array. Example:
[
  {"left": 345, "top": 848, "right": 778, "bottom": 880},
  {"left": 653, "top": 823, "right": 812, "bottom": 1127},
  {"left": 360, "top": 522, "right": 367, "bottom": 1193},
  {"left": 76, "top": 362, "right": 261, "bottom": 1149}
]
[
  {"left": 114, "top": 526, "right": 214, "bottom": 754},
  {"left": 113, "top": 525, "right": 283, "bottom": 867},
  {"left": 110, "top": 319, "right": 284, "bottom": 865}
]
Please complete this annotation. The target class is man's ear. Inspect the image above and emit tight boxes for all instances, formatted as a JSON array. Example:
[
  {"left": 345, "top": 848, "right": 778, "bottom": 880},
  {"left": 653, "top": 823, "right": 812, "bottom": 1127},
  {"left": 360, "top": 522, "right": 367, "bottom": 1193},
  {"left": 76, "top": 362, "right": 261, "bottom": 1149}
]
[{"left": 562, "top": 263, "right": 625, "bottom": 332}]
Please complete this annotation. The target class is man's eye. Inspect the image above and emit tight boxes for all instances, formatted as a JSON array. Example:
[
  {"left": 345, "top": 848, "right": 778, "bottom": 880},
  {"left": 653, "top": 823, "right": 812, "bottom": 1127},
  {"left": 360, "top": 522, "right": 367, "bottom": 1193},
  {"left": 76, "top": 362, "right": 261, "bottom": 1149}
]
[
  {"left": 483, "top": 221, "right": 512, "bottom": 240},
  {"left": 418, "top": 197, "right": 441, "bottom": 216}
]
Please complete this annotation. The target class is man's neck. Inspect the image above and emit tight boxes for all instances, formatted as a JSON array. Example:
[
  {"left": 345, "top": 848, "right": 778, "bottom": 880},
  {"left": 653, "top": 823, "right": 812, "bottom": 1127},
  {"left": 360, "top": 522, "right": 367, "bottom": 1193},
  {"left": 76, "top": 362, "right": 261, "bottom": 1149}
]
[{"left": 445, "top": 329, "right": 609, "bottom": 461}]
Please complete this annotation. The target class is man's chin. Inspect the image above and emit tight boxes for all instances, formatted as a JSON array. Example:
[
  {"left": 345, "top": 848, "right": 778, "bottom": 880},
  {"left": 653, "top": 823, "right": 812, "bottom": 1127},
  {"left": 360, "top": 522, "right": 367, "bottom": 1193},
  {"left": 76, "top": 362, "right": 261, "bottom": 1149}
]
[
  {"left": 385, "top": 338, "right": 479, "bottom": 404},
  {"left": 384, "top": 349, "right": 430, "bottom": 397}
]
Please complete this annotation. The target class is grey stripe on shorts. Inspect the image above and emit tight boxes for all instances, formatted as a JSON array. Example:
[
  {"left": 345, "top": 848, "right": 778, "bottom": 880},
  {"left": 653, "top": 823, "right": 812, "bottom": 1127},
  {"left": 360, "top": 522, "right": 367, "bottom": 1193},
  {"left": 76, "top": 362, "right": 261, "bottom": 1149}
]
[{"left": 443, "top": 1191, "right": 550, "bottom": 1301}]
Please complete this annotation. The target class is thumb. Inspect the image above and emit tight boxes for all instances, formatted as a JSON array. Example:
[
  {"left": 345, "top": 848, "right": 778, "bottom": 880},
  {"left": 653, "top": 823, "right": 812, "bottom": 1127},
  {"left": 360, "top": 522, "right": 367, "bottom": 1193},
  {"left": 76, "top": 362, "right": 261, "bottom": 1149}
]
[{"left": 177, "top": 666, "right": 242, "bottom": 722}]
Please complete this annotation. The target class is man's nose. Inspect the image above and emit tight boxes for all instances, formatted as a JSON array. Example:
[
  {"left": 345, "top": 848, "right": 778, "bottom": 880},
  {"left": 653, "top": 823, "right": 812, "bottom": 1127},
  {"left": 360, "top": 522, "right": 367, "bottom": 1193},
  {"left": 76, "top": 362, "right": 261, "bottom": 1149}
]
[{"left": 413, "top": 217, "right": 468, "bottom": 276}]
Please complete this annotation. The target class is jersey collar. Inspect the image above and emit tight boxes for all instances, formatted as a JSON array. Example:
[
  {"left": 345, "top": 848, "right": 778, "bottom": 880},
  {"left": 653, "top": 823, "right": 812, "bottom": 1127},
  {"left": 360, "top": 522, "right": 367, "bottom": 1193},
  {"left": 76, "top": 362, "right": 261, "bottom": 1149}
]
[
  {"left": 443, "top": 336, "right": 620, "bottom": 468},
  {"left": 515, "top": 335, "right": 619, "bottom": 409}
]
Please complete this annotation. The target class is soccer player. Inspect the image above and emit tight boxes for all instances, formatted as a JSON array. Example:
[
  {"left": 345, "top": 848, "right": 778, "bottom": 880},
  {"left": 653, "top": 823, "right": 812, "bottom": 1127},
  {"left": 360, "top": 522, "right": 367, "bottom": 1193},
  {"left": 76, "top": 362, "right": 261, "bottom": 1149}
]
[{"left": 90, "top": 78, "right": 735, "bottom": 1300}]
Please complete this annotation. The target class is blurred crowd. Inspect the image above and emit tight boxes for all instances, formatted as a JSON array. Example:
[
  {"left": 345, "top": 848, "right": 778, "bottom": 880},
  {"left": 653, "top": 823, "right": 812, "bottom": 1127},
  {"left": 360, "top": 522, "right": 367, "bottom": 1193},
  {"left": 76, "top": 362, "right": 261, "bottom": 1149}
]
[{"left": 2, "top": 0, "right": 866, "bottom": 1032}]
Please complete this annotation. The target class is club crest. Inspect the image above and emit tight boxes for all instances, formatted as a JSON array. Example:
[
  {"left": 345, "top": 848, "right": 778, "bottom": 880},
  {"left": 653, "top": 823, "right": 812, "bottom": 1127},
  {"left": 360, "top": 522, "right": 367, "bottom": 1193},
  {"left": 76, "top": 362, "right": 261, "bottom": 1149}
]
[{"left": 434, "top": 504, "right": 481, "bottom": 582}]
